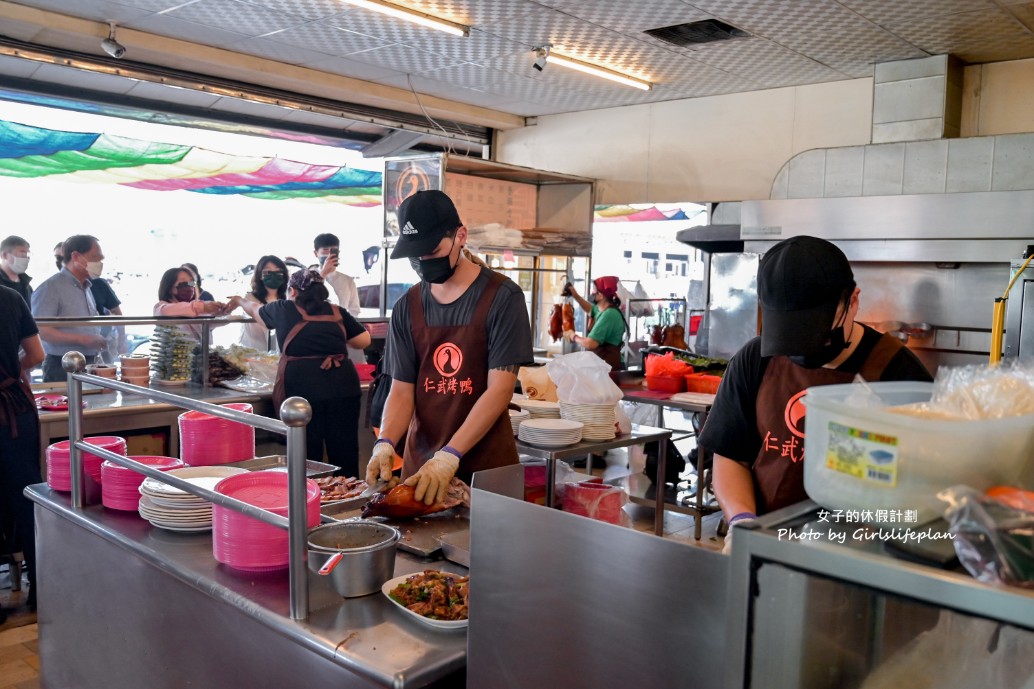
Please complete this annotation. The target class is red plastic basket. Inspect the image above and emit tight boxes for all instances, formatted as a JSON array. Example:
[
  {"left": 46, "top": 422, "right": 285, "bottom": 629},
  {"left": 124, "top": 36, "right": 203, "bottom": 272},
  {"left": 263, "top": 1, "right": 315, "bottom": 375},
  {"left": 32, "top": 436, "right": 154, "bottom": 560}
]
[
  {"left": 645, "top": 375, "right": 687, "bottom": 393},
  {"left": 685, "top": 373, "right": 722, "bottom": 394}
]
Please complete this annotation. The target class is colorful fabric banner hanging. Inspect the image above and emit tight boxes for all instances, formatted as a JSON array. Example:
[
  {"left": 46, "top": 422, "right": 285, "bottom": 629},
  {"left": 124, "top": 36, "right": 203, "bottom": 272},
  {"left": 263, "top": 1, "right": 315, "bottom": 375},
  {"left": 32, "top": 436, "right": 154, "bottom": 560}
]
[{"left": 0, "top": 118, "right": 383, "bottom": 205}]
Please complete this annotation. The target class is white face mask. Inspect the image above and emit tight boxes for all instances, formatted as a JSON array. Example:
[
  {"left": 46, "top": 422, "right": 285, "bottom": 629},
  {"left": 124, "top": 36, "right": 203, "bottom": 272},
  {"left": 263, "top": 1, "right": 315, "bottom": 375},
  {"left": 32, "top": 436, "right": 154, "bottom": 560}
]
[
  {"left": 86, "top": 260, "right": 104, "bottom": 279},
  {"left": 5, "top": 255, "right": 29, "bottom": 275}
]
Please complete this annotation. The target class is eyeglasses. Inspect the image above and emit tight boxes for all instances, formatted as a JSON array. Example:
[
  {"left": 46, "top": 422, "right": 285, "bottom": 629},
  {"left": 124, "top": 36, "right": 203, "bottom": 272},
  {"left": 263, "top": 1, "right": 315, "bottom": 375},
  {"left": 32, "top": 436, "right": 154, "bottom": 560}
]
[{"left": 175, "top": 281, "right": 196, "bottom": 288}]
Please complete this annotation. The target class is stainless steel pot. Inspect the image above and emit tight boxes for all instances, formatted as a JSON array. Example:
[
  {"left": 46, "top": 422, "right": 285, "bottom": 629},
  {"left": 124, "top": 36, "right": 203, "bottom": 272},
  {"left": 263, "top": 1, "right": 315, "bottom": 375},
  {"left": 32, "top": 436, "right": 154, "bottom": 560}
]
[{"left": 307, "top": 521, "right": 400, "bottom": 598}]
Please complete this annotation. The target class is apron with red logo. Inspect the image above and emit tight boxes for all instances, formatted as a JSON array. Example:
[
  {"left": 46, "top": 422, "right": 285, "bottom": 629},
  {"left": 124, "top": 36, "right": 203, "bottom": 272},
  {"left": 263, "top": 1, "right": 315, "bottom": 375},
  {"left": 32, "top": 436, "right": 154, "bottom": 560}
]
[
  {"left": 753, "top": 335, "right": 904, "bottom": 514},
  {"left": 403, "top": 272, "right": 518, "bottom": 483}
]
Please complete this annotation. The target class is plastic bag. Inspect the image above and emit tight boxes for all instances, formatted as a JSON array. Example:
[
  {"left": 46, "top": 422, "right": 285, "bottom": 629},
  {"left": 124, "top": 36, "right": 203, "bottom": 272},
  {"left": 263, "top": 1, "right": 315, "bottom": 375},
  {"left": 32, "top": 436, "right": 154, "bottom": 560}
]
[
  {"left": 561, "top": 481, "right": 630, "bottom": 526},
  {"left": 860, "top": 611, "right": 1034, "bottom": 689},
  {"left": 545, "top": 352, "right": 623, "bottom": 405},
  {"left": 939, "top": 485, "right": 1034, "bottom": 589},
  {"left": 644, "top": 351, "right": 693, "bottom": 377},
  {"left": 930, "top": 361, "right": 1034, "bottom": 419},
  {"left": 614, "top": 403, "right": 632, "bottom": 435},
  {"left": 517, "top": 365, "right": 558, "bottom": 401}
]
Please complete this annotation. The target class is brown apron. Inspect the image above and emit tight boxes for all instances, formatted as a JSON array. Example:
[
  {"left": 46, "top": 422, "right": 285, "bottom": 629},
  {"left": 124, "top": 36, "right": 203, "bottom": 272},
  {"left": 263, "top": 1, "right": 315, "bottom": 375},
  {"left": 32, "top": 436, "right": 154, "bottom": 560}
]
[
  {"left": 0, "top": 362, "right": 37, "bottom": 438},
  {"left": 752, "top": 334, "right": 904, "bottom": 514},
  {"left": 272, "top": 304, "right": 350, "bottom": 410},
  {"left": 403, "top": 272, "right": 518, "bottom": 483},
  {"left": 593, "top": 343, "right": 623, "bottom": 372}
]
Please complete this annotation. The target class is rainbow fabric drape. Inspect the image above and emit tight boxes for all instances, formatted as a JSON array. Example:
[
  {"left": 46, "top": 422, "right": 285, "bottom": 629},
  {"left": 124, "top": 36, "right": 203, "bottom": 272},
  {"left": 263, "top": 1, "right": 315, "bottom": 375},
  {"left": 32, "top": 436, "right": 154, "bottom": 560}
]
[
  {"left": 0, "top": 119, "right": 382, "bottom": 206},
  {"left": 594, "top": 205, "right": 702, "bottom": 221}
]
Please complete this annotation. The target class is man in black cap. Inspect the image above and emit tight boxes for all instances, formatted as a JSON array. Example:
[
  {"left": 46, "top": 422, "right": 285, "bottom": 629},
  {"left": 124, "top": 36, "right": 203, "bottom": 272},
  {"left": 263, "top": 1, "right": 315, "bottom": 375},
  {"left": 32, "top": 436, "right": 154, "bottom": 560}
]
[
  {"left": 698, "top": 236, "right": 931, "bottom": 549},
  {"left": 366, "top": 190, "right": 533, "bottom": 504}
]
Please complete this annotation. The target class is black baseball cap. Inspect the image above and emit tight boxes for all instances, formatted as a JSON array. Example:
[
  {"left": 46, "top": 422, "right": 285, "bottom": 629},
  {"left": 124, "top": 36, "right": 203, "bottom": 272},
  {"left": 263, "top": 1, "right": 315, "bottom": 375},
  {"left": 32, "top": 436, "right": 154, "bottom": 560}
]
[
  {"left": 758, "top": 236, "right": 855, "bottom": 357},
  {"left": 390, "top": 190, "right": 462, "bottom": 259}
]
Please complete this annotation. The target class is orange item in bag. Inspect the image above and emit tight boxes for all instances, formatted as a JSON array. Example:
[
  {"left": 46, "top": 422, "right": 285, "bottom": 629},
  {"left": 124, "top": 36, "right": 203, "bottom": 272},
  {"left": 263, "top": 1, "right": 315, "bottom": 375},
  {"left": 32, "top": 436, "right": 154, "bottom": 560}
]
[
  {"left": 986, "top": 486, "right": 1034, "bottom": 513},
  {"left": 562, "top": 303, "right": 575, "bottom": 332}
]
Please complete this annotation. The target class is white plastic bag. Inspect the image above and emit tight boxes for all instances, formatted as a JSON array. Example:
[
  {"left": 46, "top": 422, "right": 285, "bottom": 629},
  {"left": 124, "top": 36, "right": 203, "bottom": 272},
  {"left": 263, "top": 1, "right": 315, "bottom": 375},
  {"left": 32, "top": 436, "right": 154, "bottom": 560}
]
[
  {"left": 614, "top": 403, "right": 632, "bottom": 435},
  {"left": 546, "top": 352, "right": 623, "bottom": 405}
]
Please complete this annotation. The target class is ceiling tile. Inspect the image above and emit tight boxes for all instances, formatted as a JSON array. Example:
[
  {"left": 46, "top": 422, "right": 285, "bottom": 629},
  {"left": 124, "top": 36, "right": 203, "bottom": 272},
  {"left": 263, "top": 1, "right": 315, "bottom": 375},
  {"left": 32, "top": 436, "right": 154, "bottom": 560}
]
[
  {"left": 548, "top": 0, "right": 711, "bottom": 34},
  {"left": 262, "top": 20, "right": 391, "bottom": 54},
  {"left": 126, "top": 11, "right": 252, "bottom": 46},
  {"left": 243, "top": 0, "right": 350, "bottom": 22},
  {"left": 12, "top": 0, "right": 157, "bottom": 22},
  {"left": 346, "top": 42, "right": 466, "bottom": 73},
  {"left": 377, "top": 0, "right": 547, "bottom": 27},
  {"left": 690, "top": 37, "right": 848, "bottom": 88},
  {"left": 405, "top": 28, "right": 526, "bottom": 62},
  {"left": 227, "top": 35, "right": 335, "bottom": 64},
  {"left": 161, "top": 0, "right": 308, "bottom": 37},
  {"left": 302, "top": 54, "right": 404, "bottom": 79},
  {"left": 883, "top": 7, "right": 1034, "bottom": 63},
  {"left": 0, "top": 54, "right": 43, "bottom": 80},
  {"left": 837, "top": 0, "right": 996, "bottom": 27}
]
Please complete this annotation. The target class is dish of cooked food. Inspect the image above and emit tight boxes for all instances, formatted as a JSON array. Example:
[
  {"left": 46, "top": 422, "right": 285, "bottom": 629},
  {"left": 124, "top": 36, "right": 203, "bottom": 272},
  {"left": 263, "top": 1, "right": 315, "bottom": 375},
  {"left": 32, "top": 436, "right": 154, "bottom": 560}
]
[
  {"left": 361, "top": 477, "right": 470, "bottom": 519},
  {"left": 387, "top": 569, "right": 469, "bottom": 622},
  {"left": 315, "top": 476, "right": 368, "bottom": 503}
]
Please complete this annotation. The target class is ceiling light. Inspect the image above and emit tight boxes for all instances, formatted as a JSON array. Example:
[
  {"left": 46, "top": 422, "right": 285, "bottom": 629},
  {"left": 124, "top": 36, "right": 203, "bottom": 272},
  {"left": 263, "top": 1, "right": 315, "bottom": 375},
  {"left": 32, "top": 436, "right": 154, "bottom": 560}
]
[
  {"left": 547, "top": 51, "right": 652, "bottom": 90},
  {"left": 342, "top": 0, "right": 469, "bottom": 37}
]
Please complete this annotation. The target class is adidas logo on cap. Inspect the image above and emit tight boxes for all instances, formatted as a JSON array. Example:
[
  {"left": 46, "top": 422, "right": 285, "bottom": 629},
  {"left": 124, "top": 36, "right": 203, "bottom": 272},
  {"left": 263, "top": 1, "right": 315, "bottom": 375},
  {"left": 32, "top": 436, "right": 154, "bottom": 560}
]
[{"left": 401, "top": 221, "right": 418, "bottom": 235}]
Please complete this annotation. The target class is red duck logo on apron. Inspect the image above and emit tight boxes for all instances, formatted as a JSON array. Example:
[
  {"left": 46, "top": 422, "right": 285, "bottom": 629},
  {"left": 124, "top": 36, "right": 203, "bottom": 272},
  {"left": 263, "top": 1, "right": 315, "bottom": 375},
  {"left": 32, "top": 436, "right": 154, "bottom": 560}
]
[
  {"left": 784, "top": 389, "right": 807, "bottom": 440},
  {"left": 433, "top": 343, "right": 463, "bottom": 378}
]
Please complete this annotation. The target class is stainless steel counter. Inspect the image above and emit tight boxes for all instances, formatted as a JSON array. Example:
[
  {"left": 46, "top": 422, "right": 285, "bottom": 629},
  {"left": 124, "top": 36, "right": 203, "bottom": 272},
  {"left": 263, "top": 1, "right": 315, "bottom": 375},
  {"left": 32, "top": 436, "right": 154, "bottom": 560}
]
[{"left": 27, "top": 485, "right": 467, "bottom": 689}]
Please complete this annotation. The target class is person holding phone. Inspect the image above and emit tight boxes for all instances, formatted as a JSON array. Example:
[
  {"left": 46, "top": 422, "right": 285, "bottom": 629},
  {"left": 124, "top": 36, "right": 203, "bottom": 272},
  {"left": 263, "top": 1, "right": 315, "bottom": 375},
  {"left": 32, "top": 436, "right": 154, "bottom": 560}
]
[{"left": 313, "top": 233, "right": 363, "bottom": 364}]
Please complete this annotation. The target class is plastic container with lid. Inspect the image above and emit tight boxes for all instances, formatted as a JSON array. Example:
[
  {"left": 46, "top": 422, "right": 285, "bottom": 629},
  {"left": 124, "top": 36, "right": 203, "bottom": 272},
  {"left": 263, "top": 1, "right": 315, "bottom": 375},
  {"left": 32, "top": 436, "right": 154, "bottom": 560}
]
[{"left": 803, "top": 381, "right": 1034, "bottom": 526}]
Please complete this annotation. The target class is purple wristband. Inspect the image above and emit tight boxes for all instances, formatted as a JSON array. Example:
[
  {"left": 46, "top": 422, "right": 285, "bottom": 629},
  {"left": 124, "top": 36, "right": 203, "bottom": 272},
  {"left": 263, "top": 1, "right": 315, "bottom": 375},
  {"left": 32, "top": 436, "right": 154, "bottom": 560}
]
[
  {"left": 729, "top": 512, "right": 757, "bottom": 525},
  {"left": 374, "top": 438, "right": 394, "bottom": 450},
  {"left": 441, "top": 445, "right": 463, "bottom": 460}
]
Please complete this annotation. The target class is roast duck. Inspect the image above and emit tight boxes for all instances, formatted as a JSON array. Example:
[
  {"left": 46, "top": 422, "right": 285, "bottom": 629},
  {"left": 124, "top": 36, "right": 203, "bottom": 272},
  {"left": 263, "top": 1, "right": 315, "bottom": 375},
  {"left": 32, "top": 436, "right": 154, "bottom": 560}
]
[
  {"left": 661, "top": 324, "right": 688, "bottom": 350},
  {"left": 548, "top": 303, "right": 577, "bottom": 342},
  {"left": 361, "top": 477, "right": 471, "bottom": 519}
]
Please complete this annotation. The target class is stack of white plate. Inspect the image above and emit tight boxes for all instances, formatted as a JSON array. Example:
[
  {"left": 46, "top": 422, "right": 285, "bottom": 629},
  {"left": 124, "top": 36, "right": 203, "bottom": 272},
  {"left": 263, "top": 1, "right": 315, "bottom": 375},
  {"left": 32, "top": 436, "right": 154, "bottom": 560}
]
[
  {"left": 138, "top": 466, "right": 247, "bottom": 532},
  {"left": 518, "top": 418, "right": 583, "bottom": 448},
  {"left": 513, "top": 398, "right": 561, "bottom": 419},
  {"left": 509, "top": 408, "right": 530, "bottom": 436},
  {"left": 559, "top": 401, "right": 617, "bottom": 441}
]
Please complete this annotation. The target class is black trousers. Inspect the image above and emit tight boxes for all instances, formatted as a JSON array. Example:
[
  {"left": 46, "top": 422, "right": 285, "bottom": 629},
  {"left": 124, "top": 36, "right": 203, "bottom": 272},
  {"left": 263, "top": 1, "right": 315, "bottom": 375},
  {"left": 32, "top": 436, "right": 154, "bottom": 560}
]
[
  {"left": 306, "top": 396, "right": 361, "bottom": 478},
  {"left": 0, "top": 409, "right": 41, "bottom": 606}
]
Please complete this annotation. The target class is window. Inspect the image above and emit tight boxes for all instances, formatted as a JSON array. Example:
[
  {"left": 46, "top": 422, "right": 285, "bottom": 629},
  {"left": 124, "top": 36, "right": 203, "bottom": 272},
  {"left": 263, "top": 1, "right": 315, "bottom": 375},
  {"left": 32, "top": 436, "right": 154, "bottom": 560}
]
[
  {"left": 666, "top": 253, "right": 689, "bottom": 277},
  {"left": 642, "top": 251, "right": 660, "bottom": 276}
]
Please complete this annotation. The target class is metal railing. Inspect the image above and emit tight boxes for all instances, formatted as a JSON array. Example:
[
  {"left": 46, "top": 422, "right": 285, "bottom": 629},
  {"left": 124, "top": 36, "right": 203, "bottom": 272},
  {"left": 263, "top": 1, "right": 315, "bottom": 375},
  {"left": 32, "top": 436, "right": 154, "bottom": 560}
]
[{"left": 61, "top": 351, "right": 314, "bottom": 620}]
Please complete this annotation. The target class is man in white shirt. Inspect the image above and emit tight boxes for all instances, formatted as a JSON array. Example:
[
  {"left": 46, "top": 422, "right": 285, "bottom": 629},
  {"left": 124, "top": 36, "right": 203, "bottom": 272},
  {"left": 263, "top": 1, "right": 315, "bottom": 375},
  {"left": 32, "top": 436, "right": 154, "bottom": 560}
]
[{"left": 313, "top": 233, "right": 365, "bottom": 363}]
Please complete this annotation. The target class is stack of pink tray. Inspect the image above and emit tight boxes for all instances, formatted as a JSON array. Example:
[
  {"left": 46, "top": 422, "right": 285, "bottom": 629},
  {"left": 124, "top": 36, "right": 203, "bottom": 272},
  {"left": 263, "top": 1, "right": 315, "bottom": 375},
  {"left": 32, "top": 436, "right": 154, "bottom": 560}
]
[
  {"left": 212, "top": 471, "right": 320, "bottom": 573},
  {"left": 178, "top": 403, "right": 256, "bottom": 466},
  {"left": 46, "top": 436, "right": 127, "bottom": 491},
  {"left": 101, "top": 455, "right": 184, "bottom": 511}
]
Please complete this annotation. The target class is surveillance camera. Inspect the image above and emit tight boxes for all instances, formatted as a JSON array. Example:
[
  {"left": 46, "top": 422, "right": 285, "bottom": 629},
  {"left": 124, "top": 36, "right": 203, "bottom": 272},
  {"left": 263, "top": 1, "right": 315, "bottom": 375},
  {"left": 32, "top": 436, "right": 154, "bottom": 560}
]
[
  {"left": 101, "top": 37, "right": 126, "bottom": 59},
  {"left": 532, "top": 45, "right": 550, "bottom": 72}
]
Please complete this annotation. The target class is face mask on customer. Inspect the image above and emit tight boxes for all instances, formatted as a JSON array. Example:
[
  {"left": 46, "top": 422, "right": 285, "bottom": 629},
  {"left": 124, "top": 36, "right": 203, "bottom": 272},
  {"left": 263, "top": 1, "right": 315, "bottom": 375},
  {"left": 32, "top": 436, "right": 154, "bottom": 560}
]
[
  {"left": 174, "top": 284, "right": 196, "bottom": 302},
  {"left": 86, "top": 261, "right": 104, "bottom": 279},
  {"left": 789, "top": 311, "right": 850, "bottom": 369},
  {"left": 410, "top": 237, "right": 458, "bottom": 284},
  {"left": 262, "top": 272, "right": 285, "bottom": 289},
  {"left": 6, "top": 255, "right": 29, "bottom": 275}
]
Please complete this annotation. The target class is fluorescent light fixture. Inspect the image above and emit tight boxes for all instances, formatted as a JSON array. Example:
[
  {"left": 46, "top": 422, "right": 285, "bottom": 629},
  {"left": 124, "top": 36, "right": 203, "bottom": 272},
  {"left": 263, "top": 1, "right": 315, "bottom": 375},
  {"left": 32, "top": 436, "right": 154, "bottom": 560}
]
[
  {"left": 342, "top": 0, "right": 469, "bottom": 37},
  {"left": 546, "top": 50, "right": 652, "bottom": 90}
]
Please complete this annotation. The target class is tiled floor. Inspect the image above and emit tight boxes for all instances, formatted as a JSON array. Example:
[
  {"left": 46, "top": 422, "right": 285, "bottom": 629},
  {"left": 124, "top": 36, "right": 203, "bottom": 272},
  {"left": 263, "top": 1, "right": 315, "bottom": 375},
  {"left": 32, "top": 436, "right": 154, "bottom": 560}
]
[
  {"left": 2, "top": 444, "right": 725, "bottom": 687},
  {"left": 0, "top": 579, "right": 38, "bottom": 689}
]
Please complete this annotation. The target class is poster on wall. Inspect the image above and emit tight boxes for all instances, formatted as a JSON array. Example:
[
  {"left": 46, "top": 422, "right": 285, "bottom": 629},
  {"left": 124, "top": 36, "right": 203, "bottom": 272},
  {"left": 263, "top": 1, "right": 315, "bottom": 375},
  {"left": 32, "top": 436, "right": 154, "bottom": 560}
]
[
  {"left": 445, "top": 172, "right": 538, "bottom": 230},
  {"left": 383, "top": 156, "right": 442, "bottom": 239}
]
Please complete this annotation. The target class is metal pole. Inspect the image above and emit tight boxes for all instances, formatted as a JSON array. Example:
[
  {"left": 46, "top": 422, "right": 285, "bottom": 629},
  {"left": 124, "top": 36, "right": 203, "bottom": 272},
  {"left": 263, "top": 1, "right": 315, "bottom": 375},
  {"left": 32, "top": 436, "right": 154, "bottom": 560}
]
[
  {"left": 62, "top": 352, "right": 86, "bottom": 509},
  {"left": 280, "top": 396, "right": 312, "bottom": 621}
]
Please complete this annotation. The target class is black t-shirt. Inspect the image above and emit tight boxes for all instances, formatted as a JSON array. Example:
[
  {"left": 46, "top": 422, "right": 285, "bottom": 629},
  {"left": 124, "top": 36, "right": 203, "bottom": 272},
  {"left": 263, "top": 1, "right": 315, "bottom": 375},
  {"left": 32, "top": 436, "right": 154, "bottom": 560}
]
[
  {"left": 699, "top": 325, "right": 932, "bottom": 466},
  {"left": 0, "top": 272, "right": 32, "bottom": 305},
  {"left": 387, "top": 268, "right": 533, "bottom": 384},
  {"left": 259, "top": 300, "right": 367, "bottom": 400},
  {"left": 89, "top": 279, "right": 121, "bottom": 314},
  {"left": 1, "top": 285, "right": 38, "bottom": 378}
]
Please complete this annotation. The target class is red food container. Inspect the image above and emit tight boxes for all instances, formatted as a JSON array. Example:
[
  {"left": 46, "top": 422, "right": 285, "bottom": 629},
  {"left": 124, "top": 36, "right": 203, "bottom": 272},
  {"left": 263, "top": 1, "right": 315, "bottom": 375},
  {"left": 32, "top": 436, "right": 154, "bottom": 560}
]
[
  {"left": 685, "top": 373, "right": 722, "bottom": 394},
  {"left": 689, "top": 314, "right": 703, "bottom": 336},
  {"left": 562, "top": 481, "right": 626, "bottom": 524},
  {"left": 645, "top": 375, "right": 687, "bottom": 393}
]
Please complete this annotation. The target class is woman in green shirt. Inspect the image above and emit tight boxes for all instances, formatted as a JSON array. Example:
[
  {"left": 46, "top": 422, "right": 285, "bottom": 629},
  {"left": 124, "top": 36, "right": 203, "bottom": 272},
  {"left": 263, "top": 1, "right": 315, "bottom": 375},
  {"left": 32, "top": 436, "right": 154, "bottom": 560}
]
[{"left": 563, "top": 275, "right": 628, "bottom": 371}]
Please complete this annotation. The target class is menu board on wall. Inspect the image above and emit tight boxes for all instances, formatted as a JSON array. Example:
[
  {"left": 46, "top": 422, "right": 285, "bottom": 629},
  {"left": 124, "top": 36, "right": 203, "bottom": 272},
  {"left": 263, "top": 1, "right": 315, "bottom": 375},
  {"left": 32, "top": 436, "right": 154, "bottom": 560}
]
[{"left": 445, "top": 172, "right": 538, "bottom": 229}]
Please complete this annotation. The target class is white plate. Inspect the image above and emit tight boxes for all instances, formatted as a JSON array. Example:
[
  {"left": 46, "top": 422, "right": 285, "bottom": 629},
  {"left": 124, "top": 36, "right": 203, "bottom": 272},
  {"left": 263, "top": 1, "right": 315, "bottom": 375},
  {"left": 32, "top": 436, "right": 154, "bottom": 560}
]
[
  {"left": 520, "top": 419, "right": 583, "bottom": 431},
  {"left": 381, "top": 573, "right": 468, "bottom": 630},
  {"left": 148, "top": 521, "right": 212, "bottom": 533},
  {"left": 140, "top": 466, "right": 247, "bottom": 496}
]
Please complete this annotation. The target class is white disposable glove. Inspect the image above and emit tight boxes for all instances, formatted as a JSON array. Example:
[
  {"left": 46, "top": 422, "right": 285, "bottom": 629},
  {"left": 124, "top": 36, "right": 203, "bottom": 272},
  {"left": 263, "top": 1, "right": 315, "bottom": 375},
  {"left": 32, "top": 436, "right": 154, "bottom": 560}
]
[
  {"left": 563, "top": 330, "right": 576, "bottom": 342},
  {"left": 404, "top": 450, "right": 460, "bottom": 505},
  {"left": 721, "top": 512, "right": 757, "bottom": 555},
  {"left": 366, "top": 441, "right": 396, "bottom": 484}
]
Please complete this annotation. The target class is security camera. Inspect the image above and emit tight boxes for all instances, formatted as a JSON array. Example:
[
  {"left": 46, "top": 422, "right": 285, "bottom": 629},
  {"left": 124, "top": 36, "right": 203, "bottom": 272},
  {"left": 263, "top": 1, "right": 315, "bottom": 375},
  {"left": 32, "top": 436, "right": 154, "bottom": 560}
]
[
  {"left": 102, "top": 22, "right": 126, "bottom": 59},
  {"left": 533, "top": 45, "right": 550, "bottom": 72}
]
